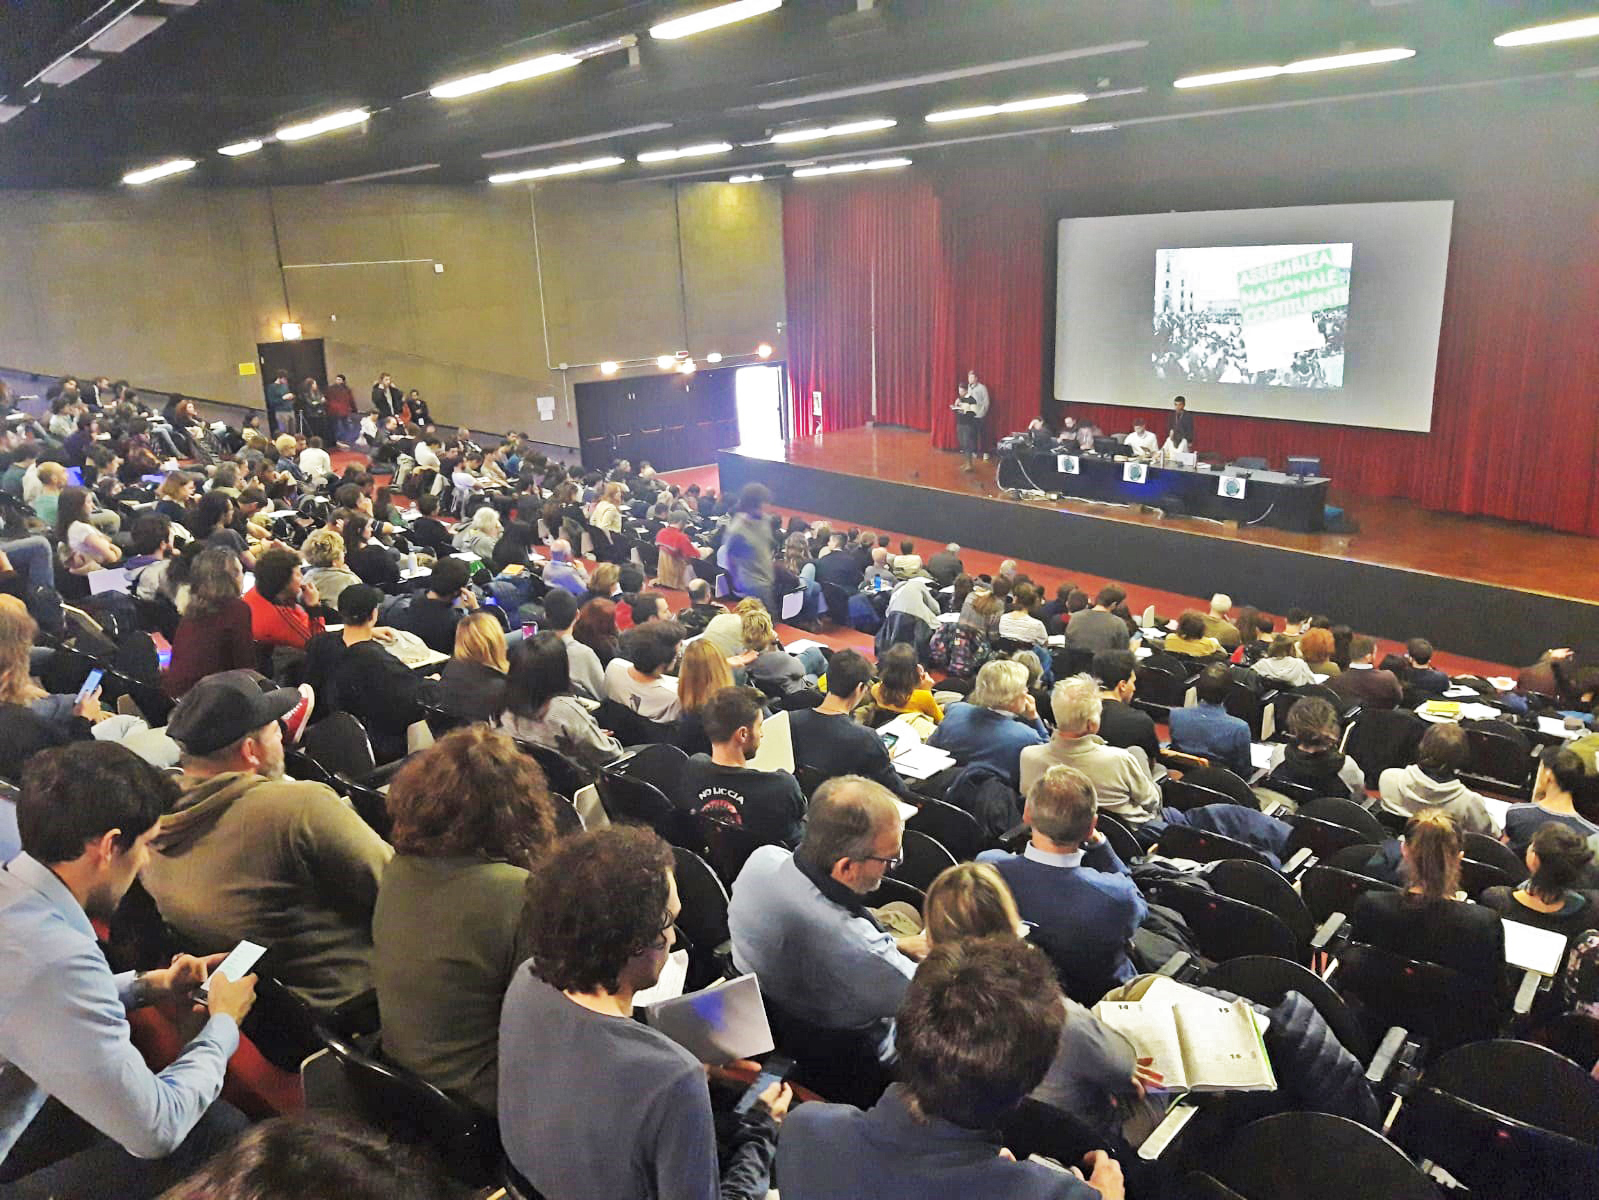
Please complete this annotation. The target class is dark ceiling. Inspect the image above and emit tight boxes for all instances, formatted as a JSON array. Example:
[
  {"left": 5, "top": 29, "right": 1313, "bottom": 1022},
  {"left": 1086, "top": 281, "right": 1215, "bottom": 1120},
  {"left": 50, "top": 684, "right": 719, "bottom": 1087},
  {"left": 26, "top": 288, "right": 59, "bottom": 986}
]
[{"left": 0, "top": 0, "right": 1594, "bottom": 189}]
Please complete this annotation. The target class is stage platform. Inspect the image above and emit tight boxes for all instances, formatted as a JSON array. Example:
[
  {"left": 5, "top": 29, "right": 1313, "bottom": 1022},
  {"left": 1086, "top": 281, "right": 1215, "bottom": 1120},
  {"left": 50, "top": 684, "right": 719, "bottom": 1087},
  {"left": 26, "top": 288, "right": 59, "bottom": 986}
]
[{"left": 718, "top": 427, "right": 1599, "bottom": 668}]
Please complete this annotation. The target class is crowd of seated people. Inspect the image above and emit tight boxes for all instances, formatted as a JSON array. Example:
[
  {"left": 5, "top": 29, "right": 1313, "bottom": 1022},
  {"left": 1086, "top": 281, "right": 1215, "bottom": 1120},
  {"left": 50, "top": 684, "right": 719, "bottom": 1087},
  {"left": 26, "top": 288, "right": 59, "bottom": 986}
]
[{"left": 7, "top": 368, "right": 1599, "bottom": 1197}]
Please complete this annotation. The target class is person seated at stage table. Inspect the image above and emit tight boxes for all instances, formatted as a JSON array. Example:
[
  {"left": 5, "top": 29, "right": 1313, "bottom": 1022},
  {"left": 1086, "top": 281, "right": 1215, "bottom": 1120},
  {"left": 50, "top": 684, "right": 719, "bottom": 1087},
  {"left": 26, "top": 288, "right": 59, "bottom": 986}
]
[
  {"left": 928, "top": 660, "right": 1050, "bottom": 789},
  {"left": 1200, "top": 594, "right": 1242, "bottom": 651},
  {"left": 1250, "top": 633, "right": 1318, "bottom": 688},
  {"left": 1164, "top": 395, "right": 1195, "bottom": 453},
  {"left": 1123, "top": 417, "right": 1159, "bottom": 459},
  {"left": 1162, "top": 610, "right": 1225, "bottom": 658},
  {"left": 815, "top": 533, "right": 865, "bottom": 591},
  {"left": 1327, "top": 636, "right": 1403, "bottom": 710},
  {"left": 1167, "top": 665, "right": 1253, "bottom": 776},
  {"left": 1066, "top": 585, "right": 1132, "bottom": 656}
]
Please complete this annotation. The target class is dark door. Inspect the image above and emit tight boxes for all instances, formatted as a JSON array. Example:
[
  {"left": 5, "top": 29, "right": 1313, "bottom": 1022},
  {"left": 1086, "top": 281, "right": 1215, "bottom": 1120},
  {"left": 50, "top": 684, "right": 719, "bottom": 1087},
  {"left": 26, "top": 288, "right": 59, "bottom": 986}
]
[
  {"left": 256, "top": 339, "right": 328, "bottom": 408},
  {"left": 575, "top": 367, "right": 742, "bottom": 473}
]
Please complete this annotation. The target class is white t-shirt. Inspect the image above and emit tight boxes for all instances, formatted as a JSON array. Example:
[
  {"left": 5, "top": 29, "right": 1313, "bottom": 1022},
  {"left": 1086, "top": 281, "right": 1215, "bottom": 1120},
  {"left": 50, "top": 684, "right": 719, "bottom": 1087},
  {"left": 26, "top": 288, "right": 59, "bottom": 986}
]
[
  {"left": 1124, "top": 429, "right": 1159, "bottom": 457},
  {"left": 999, "top": 610, "right": 1049, "bottom": 646},
  {"left": 67, "top": 520, "right": 99, "bottom": 556},
  {"left": 299, "top": 448, "right": 333, "bottom": 477},
  {"left": 603, "top": 658, "right": 683, "bottom": 723},
  {"left": 414, "top": 442, "right": 440, "bottom": 470}
]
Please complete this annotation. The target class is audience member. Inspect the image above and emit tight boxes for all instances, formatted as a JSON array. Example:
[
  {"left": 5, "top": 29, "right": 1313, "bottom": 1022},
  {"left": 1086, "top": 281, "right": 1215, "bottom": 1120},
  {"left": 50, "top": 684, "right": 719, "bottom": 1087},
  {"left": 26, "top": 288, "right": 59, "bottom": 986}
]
[
  {"left": 1163, "top": 609, "right": 1224, "bottom": 657},
  {"left": 777, "top": 936, "right": 1122, "bottom": 1200},
  {"left": 0, "top": 743, "right": 254, "bottom": 1199},
  {"left": 1090, "top": 650, "right": 1160, "bottom": 769},
  {"left": 302, "top": 585, "right": 421, "bottom": 762},
  {"left": 739, "top": 606, "right": 809, "bottom": 696},
  {"left": 243, "top": 548, "right": 325, "bottom": 652},
  {"left": 790, "top": 650, "right": 914, "bottom": 798},
  {"left": 1167, "top": 664, "right": 1252, "bottom": 775},
  {"left": 373, "top": 727, "right": 556, "bottom": 1111},
  {"left": 1262, "top": 697, "right": 1364, "bottom": 801},
  {"left": 673, "top": 638, "right": 735, "bottom": 756},
  {"left": 389, "top": 558, "right": 476, "bottom": 654},
  {"left": 1401, "top": 637, "right": 1450, "bottom": 694},
  {"left": 922, "top": 862, "right": 1157, "bottom": 1141},
  {"left": 1022, "top": 675, "right": 1163, "bottom": 824},
  {"left": 872, "top": 642, "right": 944, "bottom": 723},
  {"left": 1481, "top": 823, "right": 1599, "bottom": 939},
  {"left": 405, "top": 492, "right": 453, "bottom": 557},
  {"left": 930, "top": 659, "right": 1050, "bottom": 788},
  {"left": 999, "top": 582, "right": 1049, "bottom": 645},
  {"left": 680, "top": 686, "right": 807, "bottom": 847},
  {"left": 434, "top": 609, "right": 510, "bottom": 721},
  {"left": 1298, "top": 627, "right": 1339, "bottom": 677},
  {"left": 860, "top": 546, "right": 896, "bottom": 594},
  {"left": 143, "top": 671, "right": 392, "bottom": 1012},
  {"left": 1350, "top": 810, "right": 1504, "bottom": 986},
  {"left": 164, "top": 547, "right": 255, "bottom": 698},
  {"left": 1201, "top": 593, "right": 1241, "bottom": 650},
  {"left": 1327, "top": 636, "right": 1402, "bottom": 709},
  {"left": 158, "top": 1115, "right": 458, "bottom": 1200},
  {"left": 729, "top": 777, "right": 924, "bottom": 1060},
  {"left": 500, "top": 632, "right": 623, "bottom": 773},
  {"left": 1250, "top": 633, "right": 1317, "bottom": 687},
  {"left": 1503, "top": 746, "right": 1599, "bottom": 854},
  {"left": 603, "top": 620, "right": 685, "bottom": 722},
  {"left": 299, "top": 528, "right": 362, "bottom": 610},
  {"left": 1378, "top": 721, "right": 1497, "bottom": 835},
  {"left": 532, "top": 587, "right": 599, "bottom": 701},
  {"left": 675, "top": 577, "right": 723, "bottom": 637},
  {"left": 502, "top": 827, "right": 786, "bottom": 1199},
  {"left": 924, "top": 542, "right": 964, "bottom": 587},
  {"left": 724, "top": 484, "right": 775, "bottom": 603},
  {"left": 815, "top": 533, "right": 865, "bottom": 591},
  {"left": 890, "top": 539, "right": 924, "bottom": 580},
  {"left": 572, "top": 595, "right": 621, "bottom": 667},
  {"left": 1066, "top": 586, "right": 1132, "bottom": 655}
]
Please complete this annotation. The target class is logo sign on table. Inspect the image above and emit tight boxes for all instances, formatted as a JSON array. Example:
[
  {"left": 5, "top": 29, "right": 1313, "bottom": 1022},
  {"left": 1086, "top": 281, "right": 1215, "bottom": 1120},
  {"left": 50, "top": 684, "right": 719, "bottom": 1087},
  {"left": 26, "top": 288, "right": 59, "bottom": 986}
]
[
  {"left": 1218, "top": 475, "right": 1247, "bottom": 500},
  {"left": 1123, "top": 462, "right": 1148, "bottom": 484},
  {"left": 1056, "top": 454, "right": 1080, "bottom": 475}
]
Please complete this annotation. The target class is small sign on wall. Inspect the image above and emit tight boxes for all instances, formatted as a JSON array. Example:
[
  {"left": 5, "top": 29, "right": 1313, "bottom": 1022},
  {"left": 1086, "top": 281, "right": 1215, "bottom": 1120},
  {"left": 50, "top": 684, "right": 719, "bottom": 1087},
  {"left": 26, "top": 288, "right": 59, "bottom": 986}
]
[
  {"left": 536, "top": 395, "right": 556, "bottom": 422},
  {"left": 238, "top": 362, "right": 258, "bottom": 376}
]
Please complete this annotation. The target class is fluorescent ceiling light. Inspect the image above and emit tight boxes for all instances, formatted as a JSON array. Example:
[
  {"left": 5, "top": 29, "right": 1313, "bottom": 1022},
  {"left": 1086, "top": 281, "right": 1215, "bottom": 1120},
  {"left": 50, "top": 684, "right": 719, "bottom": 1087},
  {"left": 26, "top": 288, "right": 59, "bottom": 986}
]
[
  {"left": 1495, "top": 16, "right": 1599, "bottom": 46},
  {"left": 218, "top": 139, "right": 263, "bottom": 157},
  {"left": 1072, "top": 122, "right": 1118, "bottom": 133},
  {"left": 637, "top": 141, "right": 732, "bottom": 163},
  {"left": 729, "top": 173, "right": 765, "bottom": 182},
  {"left": 1176, "top": 47, "right": 1414, "bottom": 88},
  {"left": 651, "top": 0, "right": 782, "bottom": 41},
  {"left": 755, "top": 42, "right": 1145, "bottom": 110},
  {"left": 771, "top": 117, "right": 897, "bottom": 144},
  {"left": 122, "top": 158, "right": 196, "bottom": 185},
  {"left": 927, "top": 91, "right": 1087, "bottom": 123},
  {"left": 430, "top": 52, "right": 579, "bottom": 100},
  {"left": 276, "top": 109, "right": 370, "bottom": 142},
  {"left": 327, "top": 163, "right": 441, "bottom": 185},
  {"left": 39, "top": 57, "right": 100, "bottom": 86},
  {"left": 792, "top": 156, "right": 911, "bottom": 178},
  {"left": 87, "top": 14, "right": 166, "bottom": 53},
  {"left": 482, "top": 122, "right": 673, "bottom": 160},
  {"left": 488, "top": 155, "right": 626, "bottom": 183}
]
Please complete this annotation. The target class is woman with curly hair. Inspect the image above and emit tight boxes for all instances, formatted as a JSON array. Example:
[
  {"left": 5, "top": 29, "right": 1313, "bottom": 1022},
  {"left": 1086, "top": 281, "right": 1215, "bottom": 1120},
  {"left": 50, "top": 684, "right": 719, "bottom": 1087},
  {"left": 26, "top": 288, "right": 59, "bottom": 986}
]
[
  {"left": 500, "top": 827, "right": 788, "bottom": 1200},
  {"left": 372, "top": 726, "right": 559, "bottom": 1110},
  {"left": 572, "top": 595, "right": 620, "bottom": 666}
]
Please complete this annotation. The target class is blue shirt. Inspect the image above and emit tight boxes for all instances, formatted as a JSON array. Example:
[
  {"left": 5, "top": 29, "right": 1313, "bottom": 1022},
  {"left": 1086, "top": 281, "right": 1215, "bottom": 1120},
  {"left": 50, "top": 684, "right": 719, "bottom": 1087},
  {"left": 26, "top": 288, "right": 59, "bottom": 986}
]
[
  {"left": 778, "top": 1084, "right": 1095, "bottom": 1200},
  {"left": 1168, "top": 701, "right": 1252, "bottom": 775},
  {"left": 927, "top": 703, "right": 1049, "bottom": 787},
  {"left": 0, "top": 854, "right": 238, "bottom": 1163},
  {"left": 977, "top": 840, "right": 1146, "bottom": 1004}
]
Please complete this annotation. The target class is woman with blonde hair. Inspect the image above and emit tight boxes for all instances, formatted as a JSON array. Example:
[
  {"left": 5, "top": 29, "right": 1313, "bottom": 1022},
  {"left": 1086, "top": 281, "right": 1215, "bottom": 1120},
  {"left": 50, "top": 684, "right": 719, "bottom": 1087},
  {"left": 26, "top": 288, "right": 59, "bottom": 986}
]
[
  {"left": 674, "top": 639, "right": 736, "bottom": 755},
  {"left": 453, "top": 505, "right": 502, "bottom": 560},
  {"left": 435, "top": 610, "right": 511, "bottom": 722},
  {"left": 587, "top": 562, "right": 621, "bottom": 601},
  {"left": 1350, "top": 809, "right": 1504, "bottom": 986},
  {"left": 740, "top": 605, "right": 808, "bottom": 696},
  {"left": 588, "top": 482, "right": 624, "bottom": 534},
  {"left": 300, "top": 527, "right": 362, "bottom": 610},
  {"left": 0, "top": 596, "right": 178, "bottom": 777},
  {"left": 922, "top": 862, "right": 1159, "bottom": 1139}
]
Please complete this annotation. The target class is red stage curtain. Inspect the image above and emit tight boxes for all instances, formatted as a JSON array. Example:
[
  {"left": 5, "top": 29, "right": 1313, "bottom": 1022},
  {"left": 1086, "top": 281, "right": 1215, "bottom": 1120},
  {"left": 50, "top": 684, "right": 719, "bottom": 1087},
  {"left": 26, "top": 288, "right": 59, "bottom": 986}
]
[{"left": 783, "top": 175, "right": 1599, "bottom": 533}]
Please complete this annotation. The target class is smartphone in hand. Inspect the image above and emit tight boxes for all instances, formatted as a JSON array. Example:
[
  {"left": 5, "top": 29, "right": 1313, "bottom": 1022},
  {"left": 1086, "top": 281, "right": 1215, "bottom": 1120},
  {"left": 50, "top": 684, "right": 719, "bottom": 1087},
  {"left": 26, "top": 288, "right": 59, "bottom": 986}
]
[
  {"left": 201, "top": 940, "right": 267, "bottom": 994},
  {"left": 75, "top": 668, "right": 104, "bottom": 704},
  {"left": 734, "top": 1054, "right": 794, "bottom": 1115}
]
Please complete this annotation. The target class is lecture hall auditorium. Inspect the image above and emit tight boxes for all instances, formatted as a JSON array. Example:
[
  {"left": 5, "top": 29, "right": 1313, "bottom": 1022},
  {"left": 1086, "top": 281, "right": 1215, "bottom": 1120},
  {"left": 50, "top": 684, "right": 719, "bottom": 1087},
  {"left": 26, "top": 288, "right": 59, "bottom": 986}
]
[{"left": 2, "top": 3, "right": 1598, "bottom": 1199}]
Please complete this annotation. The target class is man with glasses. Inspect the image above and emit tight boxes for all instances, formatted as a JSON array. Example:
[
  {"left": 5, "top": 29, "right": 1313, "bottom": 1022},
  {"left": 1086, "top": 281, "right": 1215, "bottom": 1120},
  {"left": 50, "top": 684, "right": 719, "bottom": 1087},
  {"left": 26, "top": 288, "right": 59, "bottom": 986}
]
[{"left": 728, "top": 776, "right": 927, "bottom": 1063}]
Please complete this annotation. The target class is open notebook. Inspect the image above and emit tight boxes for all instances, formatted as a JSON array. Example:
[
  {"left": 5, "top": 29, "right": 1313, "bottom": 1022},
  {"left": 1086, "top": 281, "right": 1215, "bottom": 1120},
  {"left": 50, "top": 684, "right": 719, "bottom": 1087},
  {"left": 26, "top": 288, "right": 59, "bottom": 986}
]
[{"left": 1094, "top": 978, "right": 1275, "bottom": 1093}]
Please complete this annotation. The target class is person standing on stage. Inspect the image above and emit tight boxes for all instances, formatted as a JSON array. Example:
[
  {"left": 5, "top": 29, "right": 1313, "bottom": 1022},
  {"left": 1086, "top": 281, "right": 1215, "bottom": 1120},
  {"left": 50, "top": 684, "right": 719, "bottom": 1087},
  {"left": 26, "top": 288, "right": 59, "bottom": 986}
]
[
  {"left": 1163, "top": 395, "right": 1195, "bottom": 455},
  {"left": 957, "top": 369, "right": 991, "bottom": 472}
]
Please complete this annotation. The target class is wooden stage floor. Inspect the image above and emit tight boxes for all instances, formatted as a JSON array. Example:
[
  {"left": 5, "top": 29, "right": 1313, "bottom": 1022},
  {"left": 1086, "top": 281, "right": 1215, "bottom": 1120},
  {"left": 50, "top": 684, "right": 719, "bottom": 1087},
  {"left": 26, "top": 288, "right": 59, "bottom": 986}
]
[{"left": 732, "top": 427, "right": 1599, "bottom": 606}]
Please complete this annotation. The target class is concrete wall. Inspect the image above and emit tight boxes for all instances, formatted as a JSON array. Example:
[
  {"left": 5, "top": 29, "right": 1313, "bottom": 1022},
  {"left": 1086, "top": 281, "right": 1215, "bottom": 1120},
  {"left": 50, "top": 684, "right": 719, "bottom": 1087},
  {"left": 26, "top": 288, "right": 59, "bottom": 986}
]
[{"left": 0, "top": 179, "right": 788, "bottom": 448}]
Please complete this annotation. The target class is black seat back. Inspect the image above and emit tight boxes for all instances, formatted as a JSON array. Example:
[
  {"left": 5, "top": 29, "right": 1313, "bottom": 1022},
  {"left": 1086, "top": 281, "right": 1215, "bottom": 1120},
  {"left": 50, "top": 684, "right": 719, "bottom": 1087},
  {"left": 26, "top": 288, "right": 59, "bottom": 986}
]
[
  {"left": 595, "top": 767, "right": 684, "bottom": 841},
  {"left": 1299, "top": 864, "right": 1399, "bottom": 924},
  {"left": 1206, "top": 859, "right": 1316, "bottom": 945},
  {"left": 905, "top": 797, "right": 987, "bottom": 861},
  {"left": 1200, "top": 955, "right": 1371, "bottom": 1063},
  {"left": 1297, "top": 796, "right": 1388, "bottom": 841},
  {"left": 1464, "top": 831, "right": 1529, "bottom": 882},
  {"left": 514, "top": 739, "right": 587, "bottom": 797},
  {"left": 300, "top": 711, "right": 377, "bottom": 780},
  {"left": 1212, "top": 1111, "right": 1443, "bottom": 1200},
  {"left": 1463, "top": 722, "right": 1536, "bottom": 798},
  {"left": 1157, "top": 822, "right": 1272, "bottom": 866},
  {"left": 1284, "top": 814, "right": 1367, "bottom": 862},
  {"left": 1334, "top": 942, "right": 1502, "bottom": 1053},
  {"left": 1162, "top": 776, "right": 1240, "bottom": 813},
  {"left": 697, "top": 812, "right": 765, "bottom": 886},
  {"left": 1095, "top": 811, "right": 1143, "bottom": 863},
  {"left": 613, "top": 742, "right": 691, "bottom": 798},
  {"left": 889, "top": 828, "right": 958, "bottom": 892},
  {"left": 1153, "top": 881, "right": 1302, "bottom": 963}
]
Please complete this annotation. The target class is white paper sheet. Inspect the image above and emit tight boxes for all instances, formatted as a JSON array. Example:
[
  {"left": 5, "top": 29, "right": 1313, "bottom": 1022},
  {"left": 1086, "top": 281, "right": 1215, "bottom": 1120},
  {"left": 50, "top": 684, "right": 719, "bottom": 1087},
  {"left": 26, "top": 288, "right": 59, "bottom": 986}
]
[
  {"left": 1502, "top": 919, "right": 1567, "bottom": 976},
  {"left": 647, "top": 973, "right": 775, "bottom": 1064},
  {"left": 747, "top": 708, "right": 794, "bottom": 774}
]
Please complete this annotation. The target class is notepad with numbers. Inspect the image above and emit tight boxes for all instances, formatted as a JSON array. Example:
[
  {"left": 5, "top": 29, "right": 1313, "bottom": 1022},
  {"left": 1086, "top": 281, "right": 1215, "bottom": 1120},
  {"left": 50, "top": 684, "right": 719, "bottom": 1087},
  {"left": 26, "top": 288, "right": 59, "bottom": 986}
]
[{"left": 1094, "top": 979, "right": 1276, "bottom": 1093}]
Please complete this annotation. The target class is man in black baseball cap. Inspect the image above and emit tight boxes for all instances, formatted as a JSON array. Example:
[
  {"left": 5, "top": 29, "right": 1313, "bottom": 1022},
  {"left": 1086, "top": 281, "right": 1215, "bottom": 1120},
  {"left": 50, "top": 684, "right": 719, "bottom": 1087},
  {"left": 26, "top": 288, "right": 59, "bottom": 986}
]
[{"left": 141, "top": 670, "right": 392, "bottom": 1017}]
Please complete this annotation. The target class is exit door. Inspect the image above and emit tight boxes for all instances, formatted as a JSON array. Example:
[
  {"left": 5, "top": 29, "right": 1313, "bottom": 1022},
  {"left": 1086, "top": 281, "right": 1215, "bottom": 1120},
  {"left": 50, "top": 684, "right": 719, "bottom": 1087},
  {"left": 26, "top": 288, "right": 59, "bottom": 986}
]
[{"left": 256, "top": 339, "right": 328, "bottom": 406}]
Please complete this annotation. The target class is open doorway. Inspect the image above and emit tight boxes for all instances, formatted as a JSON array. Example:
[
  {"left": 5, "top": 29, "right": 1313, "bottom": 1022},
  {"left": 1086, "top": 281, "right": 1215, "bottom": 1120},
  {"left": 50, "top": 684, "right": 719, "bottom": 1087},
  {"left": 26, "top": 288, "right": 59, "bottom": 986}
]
[
  {"left": 256, "top": 338, "right": 328, "bottom": 434},
  {"left": 734, "top": 364, "right": 786, "bottom": 450}
]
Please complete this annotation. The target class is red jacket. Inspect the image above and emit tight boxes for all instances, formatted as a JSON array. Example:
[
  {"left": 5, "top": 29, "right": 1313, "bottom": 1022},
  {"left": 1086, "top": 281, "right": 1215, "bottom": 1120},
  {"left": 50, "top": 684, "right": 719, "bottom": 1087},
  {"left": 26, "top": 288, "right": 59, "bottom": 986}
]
[
  {"left": 324, "top": 383, "right": 356, "bottom": 418},
  {"left": 244, "top": 588, "right": 325, "bottom": 650}
]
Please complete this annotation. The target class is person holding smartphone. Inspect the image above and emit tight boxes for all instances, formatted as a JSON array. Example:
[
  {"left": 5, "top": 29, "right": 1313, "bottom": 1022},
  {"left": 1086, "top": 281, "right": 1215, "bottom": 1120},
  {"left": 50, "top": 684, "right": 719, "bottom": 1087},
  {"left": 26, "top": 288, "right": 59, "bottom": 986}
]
[{"left": 0, "top": 742, "right": 257, "bottom": 1198}]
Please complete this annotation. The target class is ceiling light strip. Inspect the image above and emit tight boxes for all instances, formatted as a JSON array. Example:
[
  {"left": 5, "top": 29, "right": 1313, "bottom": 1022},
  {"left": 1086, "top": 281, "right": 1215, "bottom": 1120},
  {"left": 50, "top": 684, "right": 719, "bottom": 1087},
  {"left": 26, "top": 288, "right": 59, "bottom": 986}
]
[
  {"left": 650, "top": 0, "right": 783, "bottom": 41},
  {"left": 770, "top": 117, "right": 896, "bottom": 144},
  {"left": 927, "top": 91, "right": 1088, "bottom": 123},
  {"left": 326, "top": 163, "right": 442, "bottom": 185},
  {"left": 218, "top": 139, "right": 263, "bottom": 157},
  {"left": 637, "top": 141, "right": 733, "bottom": 163},
  {"left": 792, "top": 157, "right": 911, "bottom": 178},
  {"left": 752, "top": 41, "right": 1147, "bottom": 110},
  {"left": 1494, "top": 16, "right": 1599, "bottom": 47},
  {"left": 482, "top": 122, "right": 674, "bottom": 160},
  {"left": 430, "top": 52, "right": 580, "bottom": 100},
  {"left": 276, "top": 109, "right": 370, "bottom": 142},
  {"left": 123, "top": 158, "right": 196, "bottom": 185},
  {"left": 1175, "top": 47, "right": 1414, "bottom": 89},
  {"left": 489, "top": 155, "right": 627, "bottom": 184}
]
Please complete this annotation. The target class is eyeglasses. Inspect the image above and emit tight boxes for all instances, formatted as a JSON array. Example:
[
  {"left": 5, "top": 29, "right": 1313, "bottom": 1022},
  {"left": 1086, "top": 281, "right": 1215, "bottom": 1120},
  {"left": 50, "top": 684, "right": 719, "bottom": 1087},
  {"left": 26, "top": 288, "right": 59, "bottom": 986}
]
[{"left": 855, "top": 851, "right": 903, "bottom": 870}]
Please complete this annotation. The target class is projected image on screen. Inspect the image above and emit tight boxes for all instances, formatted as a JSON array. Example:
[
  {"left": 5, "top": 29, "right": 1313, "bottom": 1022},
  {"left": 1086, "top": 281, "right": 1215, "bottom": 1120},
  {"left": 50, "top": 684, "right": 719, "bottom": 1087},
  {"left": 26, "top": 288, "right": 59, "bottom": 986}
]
[{"left": 1152, "top": 244, "right": 1351, "bottom": 389}]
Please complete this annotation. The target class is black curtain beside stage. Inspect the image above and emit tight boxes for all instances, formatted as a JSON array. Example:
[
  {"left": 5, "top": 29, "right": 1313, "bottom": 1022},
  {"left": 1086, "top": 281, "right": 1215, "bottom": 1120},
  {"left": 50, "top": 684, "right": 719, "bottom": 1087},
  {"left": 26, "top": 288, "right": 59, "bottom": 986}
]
[{"left": 719, "top": 448, "right": 1597, "bottom": 668}]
